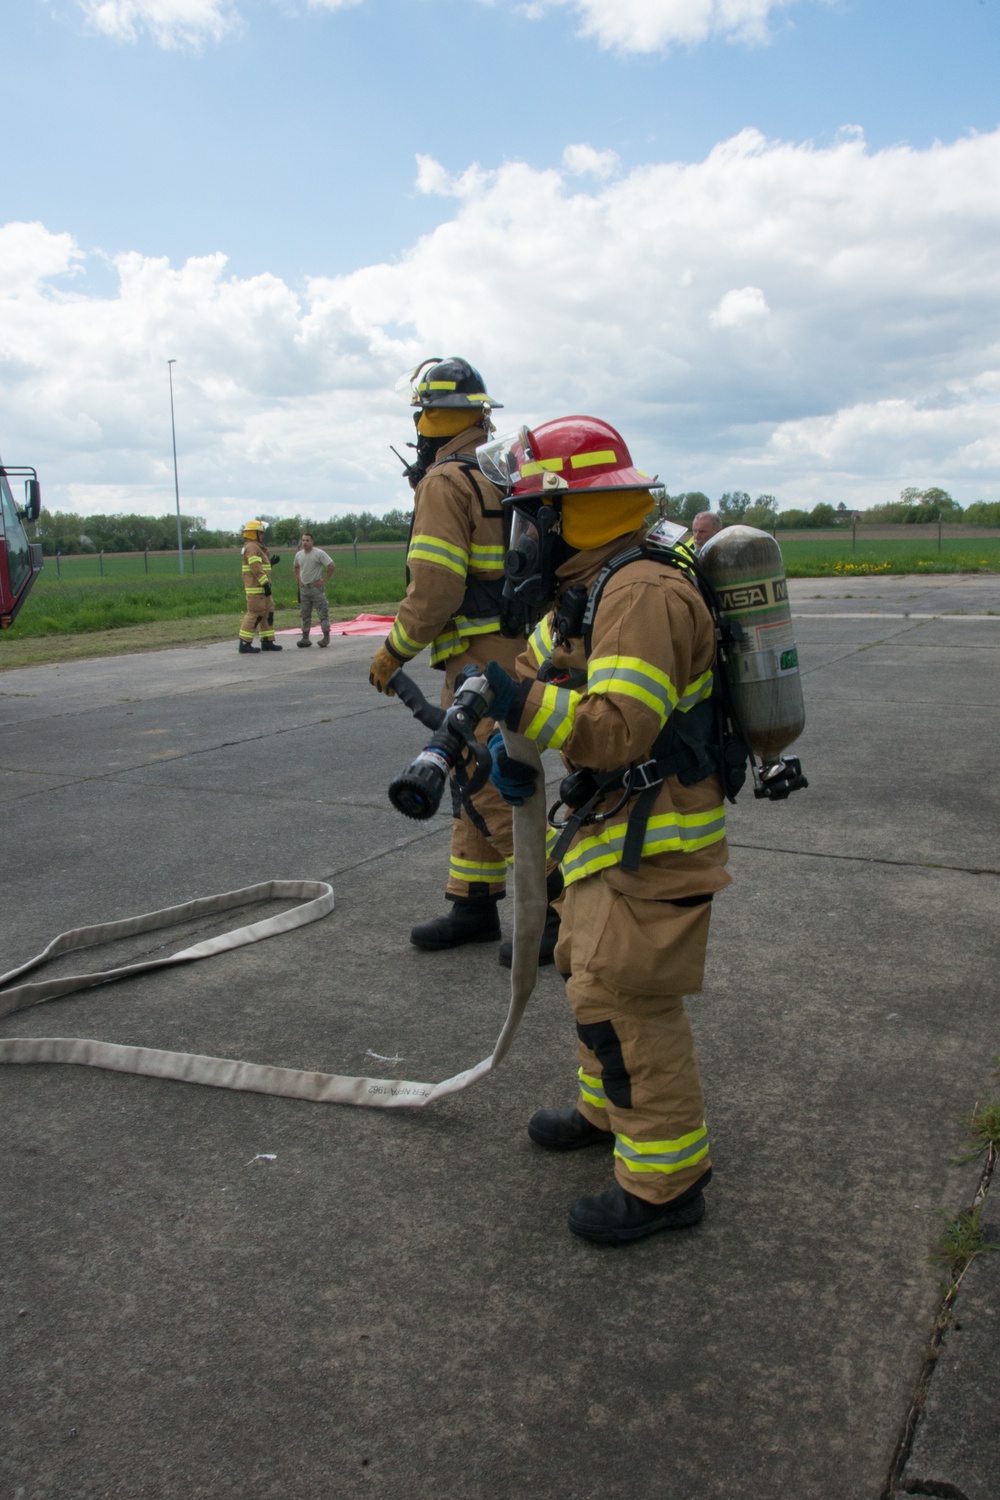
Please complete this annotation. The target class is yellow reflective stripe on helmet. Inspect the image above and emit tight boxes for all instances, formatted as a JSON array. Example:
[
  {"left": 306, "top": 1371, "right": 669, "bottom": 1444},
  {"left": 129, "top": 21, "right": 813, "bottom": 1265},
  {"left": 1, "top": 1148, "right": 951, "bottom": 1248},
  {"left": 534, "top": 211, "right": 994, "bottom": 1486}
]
[
  {"left": 528, "top": 615, "right": 555, "bottom": 667},
  {"left": 570, "top": 450, "right": 617, "bottom": 469},
  {"left": 561, "top": 806, "right": 726, "bottom": 886},
  {"left": 521, "top": 457, "right": 564, "bottom": 477},
  {"left": 469, "top": 542, "right": 505, "bottom": 572},
  {"left": 408, "top": 533, "right": 469, "bottom": 579},
  {"left": 676, "top": 669, "right": 714, "bottom": 712},
  {"left": 614, "top": 1123, "right": 709, "bottom": 1174},
  {"left": 420, "top": 380, "right": 457, "bottom": 391},
  {"left": 578, "top": 1067, "right": 608, "bottom": 1110},
  {"left": 524, "top": 681, "right": 580, "bottom": 751},
  {"left": 587, "top": 655, "right": 678, "bottom": 724},
  {"left": 388, "top": 619, "right": 422, "bottom": 659},
  {"left": 449, "top": 855, "right": 508, "bottom": 884}
]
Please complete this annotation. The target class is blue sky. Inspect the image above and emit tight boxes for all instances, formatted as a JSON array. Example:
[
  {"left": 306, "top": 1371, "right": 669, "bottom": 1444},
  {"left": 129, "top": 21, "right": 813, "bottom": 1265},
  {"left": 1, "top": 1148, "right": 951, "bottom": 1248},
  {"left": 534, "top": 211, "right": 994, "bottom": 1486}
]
[{"left": 2, "top": 0, "right": 999, "bottom": 525}]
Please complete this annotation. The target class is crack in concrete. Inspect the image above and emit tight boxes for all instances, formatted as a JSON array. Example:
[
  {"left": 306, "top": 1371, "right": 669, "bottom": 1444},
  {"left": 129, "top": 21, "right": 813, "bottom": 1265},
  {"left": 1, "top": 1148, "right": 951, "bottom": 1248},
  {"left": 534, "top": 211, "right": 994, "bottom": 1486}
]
[
  {"left": 728, "top": 841, "right": 1000, "bottom": 878},
  {"left": 882, "top": 1148, "right": 997, "bottom": 1500}
]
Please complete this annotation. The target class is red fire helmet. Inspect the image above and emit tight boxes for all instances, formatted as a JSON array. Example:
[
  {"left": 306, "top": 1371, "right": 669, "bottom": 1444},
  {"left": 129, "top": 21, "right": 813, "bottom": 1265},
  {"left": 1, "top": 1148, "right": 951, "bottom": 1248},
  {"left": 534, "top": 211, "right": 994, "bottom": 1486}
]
[{"left": 477, "top": 415, "right": 655, "bottom": 498}]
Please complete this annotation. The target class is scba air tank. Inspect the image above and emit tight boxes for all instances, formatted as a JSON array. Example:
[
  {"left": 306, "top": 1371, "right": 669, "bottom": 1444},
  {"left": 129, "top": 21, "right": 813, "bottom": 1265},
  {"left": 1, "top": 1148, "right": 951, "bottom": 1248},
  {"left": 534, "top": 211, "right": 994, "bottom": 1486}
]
[{"left": 699, "top": 525, "right": 805, "bottom": 762}]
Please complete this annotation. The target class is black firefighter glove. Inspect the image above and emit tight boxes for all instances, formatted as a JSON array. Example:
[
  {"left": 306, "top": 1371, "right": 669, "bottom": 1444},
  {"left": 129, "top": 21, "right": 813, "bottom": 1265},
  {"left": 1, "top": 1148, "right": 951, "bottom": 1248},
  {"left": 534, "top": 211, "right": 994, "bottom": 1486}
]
[
  {"left": 484, "top": 661, "right": 532, "bottom": 731},
  {"left": 263, "top": 582, "right": 272, "bottom": 597},
  {"left": 270, "top": 554, "right": 280, "bottom": 565}
]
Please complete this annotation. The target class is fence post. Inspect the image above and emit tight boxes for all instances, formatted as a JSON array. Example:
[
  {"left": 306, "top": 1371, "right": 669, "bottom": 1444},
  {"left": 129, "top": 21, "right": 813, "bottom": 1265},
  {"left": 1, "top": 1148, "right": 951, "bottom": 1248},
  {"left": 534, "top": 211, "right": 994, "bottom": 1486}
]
[
  {"left": 852, "top": 518, "right": 857, "bottom": 554},
  {"left": 56, "top": 551, "right": 61, "bottom": 579},
  {"left": 938, "top": 516, "right": 942, "bottom": 555},
  {"left": 353, "top": 536, "right": 359, "bottom": 567},
  {"left": 190, "top": 544, "right": 196, "bottom": 574},
  {"left": 144, "top": 548, "right": 148, "bottom": 574},
  {"left": 99, "top": 550, "right": 104, "bottom": 577}
]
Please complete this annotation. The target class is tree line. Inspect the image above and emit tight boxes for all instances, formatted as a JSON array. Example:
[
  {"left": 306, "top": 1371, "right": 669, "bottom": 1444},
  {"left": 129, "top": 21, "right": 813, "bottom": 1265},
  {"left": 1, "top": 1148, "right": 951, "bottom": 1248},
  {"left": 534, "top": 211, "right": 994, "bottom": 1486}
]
[
  {"left": 27, "top": 487, "right": 1000, "bottom": 557},
  {"left": 28, "top": 507, "right": 413, "bottom": 555},
  {"left": 657, "top": 487, "right": 999, "bottom": 529}
]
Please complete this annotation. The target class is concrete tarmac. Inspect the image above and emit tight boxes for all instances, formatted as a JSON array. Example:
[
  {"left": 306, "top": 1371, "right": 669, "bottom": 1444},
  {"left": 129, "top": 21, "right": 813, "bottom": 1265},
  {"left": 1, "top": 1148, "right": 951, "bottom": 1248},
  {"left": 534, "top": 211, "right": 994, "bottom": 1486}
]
[{"left": 1, "top": 576, "right": 997, "bottom": 1500}]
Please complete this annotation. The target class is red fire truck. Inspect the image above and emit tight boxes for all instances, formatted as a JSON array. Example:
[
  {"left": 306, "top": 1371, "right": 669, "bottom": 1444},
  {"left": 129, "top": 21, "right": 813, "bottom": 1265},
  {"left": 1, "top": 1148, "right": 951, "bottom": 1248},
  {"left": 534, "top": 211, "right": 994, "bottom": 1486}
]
[{"left": 0, "top": 460, "right": 43, "bottom": 630}]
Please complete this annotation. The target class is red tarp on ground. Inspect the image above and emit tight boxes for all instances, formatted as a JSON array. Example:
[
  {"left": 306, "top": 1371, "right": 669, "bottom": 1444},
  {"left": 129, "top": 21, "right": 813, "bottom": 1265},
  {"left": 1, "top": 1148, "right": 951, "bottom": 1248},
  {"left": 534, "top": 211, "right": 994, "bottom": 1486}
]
[{"left": 276, "top": 614, "right": 395, "bottom": 639}]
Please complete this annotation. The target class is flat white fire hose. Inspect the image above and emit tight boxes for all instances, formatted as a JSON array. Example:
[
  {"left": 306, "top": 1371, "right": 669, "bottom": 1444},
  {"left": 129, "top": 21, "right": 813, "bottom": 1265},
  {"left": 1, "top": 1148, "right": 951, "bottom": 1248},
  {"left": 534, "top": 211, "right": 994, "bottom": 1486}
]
[{"left": 0, "top": 734, "right": 548, "bottom": 1109}]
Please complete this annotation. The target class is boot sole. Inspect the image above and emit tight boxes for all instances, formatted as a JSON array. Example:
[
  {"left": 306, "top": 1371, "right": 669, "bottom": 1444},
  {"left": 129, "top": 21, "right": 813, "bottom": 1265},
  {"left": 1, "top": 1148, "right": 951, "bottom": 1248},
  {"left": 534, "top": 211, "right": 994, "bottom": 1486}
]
[
  {"left": 568, "top": 1193, "right": 705, "bottom": 1245},
  {"left": 527, "top": 1122, "right": 614, "bottom": 1151},
  {"left": 409, "top": 929, "right": 501, "bottom": 952}
]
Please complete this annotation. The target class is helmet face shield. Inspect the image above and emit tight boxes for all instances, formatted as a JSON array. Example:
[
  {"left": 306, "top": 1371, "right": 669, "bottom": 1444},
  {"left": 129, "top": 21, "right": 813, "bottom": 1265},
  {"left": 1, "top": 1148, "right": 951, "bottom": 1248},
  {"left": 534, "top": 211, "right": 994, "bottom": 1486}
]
[
  {"left": 395, "top": 358, "right": 443, "bottom": 405},
  {"left": 476, "top": 427, "right": 532, "bottom": 493}
]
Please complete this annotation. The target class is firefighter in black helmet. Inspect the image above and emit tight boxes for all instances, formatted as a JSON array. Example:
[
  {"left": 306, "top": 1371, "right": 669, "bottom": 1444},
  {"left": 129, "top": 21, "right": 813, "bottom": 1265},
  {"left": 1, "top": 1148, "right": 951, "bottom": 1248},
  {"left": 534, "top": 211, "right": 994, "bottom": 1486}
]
[{"left": 370, "top": 358, "right": 559, "bottom": 962}]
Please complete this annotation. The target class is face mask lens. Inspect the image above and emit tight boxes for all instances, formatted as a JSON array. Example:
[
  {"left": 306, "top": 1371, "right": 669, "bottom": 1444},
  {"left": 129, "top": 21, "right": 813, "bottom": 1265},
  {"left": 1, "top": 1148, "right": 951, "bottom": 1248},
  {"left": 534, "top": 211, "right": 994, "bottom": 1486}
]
[{"left": 505, "top": 509, "right": 542, "bottom": 579}]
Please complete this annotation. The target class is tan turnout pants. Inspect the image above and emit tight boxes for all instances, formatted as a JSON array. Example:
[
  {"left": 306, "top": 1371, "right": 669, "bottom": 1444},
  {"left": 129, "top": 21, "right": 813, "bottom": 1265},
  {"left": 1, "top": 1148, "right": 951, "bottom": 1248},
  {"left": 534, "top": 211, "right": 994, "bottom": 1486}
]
[
  {"left": 240, "top": 594, "right": 275, "bottom": 642},
  {"left": 442, "top": 640, "right": 521, "bottom": 901},
  {"left": 555, "top": 872, "right": 713, "bottom": 1205}
]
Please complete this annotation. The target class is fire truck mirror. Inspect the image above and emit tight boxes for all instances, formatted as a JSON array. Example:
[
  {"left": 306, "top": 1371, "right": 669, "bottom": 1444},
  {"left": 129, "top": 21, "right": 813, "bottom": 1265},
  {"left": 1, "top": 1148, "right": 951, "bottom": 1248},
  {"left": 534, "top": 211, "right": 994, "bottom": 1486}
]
[{"left": 23, "top": 479, "right": 41, "bottom": 523}]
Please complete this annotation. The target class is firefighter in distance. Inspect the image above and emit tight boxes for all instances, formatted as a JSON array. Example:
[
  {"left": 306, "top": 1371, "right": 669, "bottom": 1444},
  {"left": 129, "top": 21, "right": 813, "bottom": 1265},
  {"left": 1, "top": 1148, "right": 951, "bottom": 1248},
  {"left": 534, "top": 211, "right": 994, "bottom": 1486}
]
[{"left": 238, "top": 520, "right": 282, "bottom": 654}]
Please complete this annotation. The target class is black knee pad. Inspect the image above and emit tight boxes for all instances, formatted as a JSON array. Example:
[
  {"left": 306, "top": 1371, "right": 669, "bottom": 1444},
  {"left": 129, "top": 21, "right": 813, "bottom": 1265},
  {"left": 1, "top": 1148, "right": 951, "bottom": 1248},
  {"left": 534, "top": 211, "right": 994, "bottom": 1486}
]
[{"left": 576, "top": 1019, "right": 632, "bottom": 1109}]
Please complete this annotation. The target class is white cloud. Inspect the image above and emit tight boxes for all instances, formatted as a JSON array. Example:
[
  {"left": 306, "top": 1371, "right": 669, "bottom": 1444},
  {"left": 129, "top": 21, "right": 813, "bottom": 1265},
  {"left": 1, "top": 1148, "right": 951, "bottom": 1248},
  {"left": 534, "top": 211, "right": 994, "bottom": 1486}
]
[
  {"left": 415, "top": 156, "right": 491, "bottom": 199},
  {"left": 710, "top": 285, "right": 770, "bottom": 328},
  {"left": 562, "top": 144, "right": 621, "bottom": 179},
  {"left": 4, "top": 126, "right": 1000, "bottom": 526},
  {"left": 76, "top": 0, "right": 237, "bottom": 47},
  {"left": 525, "top": 0, "right": 800, "bottom": 54}
]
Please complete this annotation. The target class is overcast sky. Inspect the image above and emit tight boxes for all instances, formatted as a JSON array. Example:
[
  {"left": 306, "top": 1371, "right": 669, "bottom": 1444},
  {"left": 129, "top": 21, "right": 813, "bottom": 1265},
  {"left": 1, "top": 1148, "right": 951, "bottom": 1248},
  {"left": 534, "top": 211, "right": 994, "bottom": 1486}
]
[{"left": 3, "top": 0, "right": 999, "bottom": 527}]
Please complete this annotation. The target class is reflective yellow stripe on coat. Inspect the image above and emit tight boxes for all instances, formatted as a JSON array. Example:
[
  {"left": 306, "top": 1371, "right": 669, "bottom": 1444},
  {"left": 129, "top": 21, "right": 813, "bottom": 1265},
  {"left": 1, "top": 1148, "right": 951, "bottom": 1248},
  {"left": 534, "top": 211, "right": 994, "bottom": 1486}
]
[
  {"left": 407, "top": 533, "right": 469, "bottom": 579},
  {"left": 560, "top": 807, "right": 726, "bottom": 887}
]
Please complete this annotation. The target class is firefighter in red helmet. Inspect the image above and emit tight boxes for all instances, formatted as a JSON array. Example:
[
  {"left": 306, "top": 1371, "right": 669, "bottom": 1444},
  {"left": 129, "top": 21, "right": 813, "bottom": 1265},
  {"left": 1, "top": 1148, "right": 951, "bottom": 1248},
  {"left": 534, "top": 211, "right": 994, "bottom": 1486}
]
[
  {"left": 478, "top": 416, "right": 730, "bottom": 1244},
  {"left": 370, "top": 359, "right": 561, "bottom": 964}
]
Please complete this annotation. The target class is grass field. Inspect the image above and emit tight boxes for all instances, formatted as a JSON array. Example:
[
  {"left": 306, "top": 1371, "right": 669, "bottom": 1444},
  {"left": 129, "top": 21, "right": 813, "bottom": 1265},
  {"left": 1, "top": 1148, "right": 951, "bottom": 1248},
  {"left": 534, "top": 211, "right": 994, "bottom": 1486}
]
[
  {"left": 3, "top": 532, "right": 998, "bottom": 672},
  {"left": 6, "top": 551, "right": 406, "bottom": 640},
  {"left": 778, "top": 535, "right": 1000, "bottom": 576}
]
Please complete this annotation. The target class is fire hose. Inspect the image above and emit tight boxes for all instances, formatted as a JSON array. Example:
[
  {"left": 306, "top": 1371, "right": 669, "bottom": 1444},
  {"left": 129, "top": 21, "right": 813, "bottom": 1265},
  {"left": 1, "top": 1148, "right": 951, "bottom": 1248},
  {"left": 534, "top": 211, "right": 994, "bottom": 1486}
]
[{"left": 0, "top": 738, "right": 548, "bottom": 1108}]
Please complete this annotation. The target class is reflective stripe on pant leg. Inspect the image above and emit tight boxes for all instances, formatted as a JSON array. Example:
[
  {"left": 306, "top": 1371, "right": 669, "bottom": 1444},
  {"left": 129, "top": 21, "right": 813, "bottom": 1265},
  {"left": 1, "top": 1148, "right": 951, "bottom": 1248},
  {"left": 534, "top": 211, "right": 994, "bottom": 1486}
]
[
  {"left": 261, "top": 610, "right": 275, "bottom": 641},
  {"left": 243, "top": 595, "right": 268, "bottom": 640},
  {"left": 563, "top": 875, "right": 712, "bottom": 1204},
  {"left": 444, "top": 704, "right": 513, "bottom": 901},
  {"left": 574, "top": 1029, "right": 609, "bottom": 1128}
]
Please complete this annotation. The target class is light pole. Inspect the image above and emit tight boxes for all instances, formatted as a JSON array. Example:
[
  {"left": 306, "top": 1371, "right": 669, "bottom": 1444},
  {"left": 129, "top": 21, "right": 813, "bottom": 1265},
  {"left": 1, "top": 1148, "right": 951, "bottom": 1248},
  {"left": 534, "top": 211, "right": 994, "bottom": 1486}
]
[{"left": 167, "top": 359, "right": 183, "bottom": 575}]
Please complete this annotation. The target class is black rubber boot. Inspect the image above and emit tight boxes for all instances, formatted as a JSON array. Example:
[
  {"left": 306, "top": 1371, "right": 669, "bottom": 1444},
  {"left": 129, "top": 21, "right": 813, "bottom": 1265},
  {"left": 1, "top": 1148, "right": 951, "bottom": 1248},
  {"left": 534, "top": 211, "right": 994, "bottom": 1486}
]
[
  {"left": 260, "top": 638, "right": 283, "bottom": 651},
  {"left": 238, "top": 640, "right": 260, "bottom": 654},
  {"left": 498, "top": 903, "right": 560, "bottom": 969},
  {"left": 527, "top": 1107, "right": 614, "bottom": 1151},
  {"left": 568, "top": 1170, "right": 712, "bottom": 1246},
  {"left": 410, "top": 893, "right": 501, "bottom": 951}
]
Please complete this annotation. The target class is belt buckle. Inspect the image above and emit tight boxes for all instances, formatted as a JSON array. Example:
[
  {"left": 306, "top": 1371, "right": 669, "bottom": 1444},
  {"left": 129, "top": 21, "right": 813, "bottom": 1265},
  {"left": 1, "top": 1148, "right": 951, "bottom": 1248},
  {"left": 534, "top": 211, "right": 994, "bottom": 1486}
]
[{"left": 630, "top": 760, "right": 662, "bottom": 793}]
